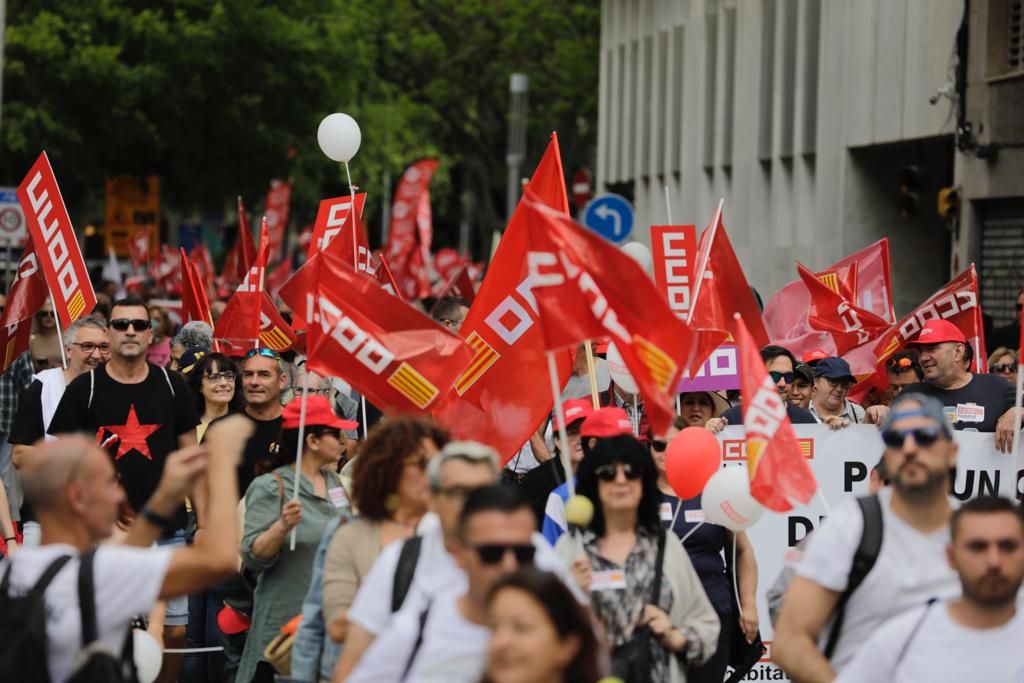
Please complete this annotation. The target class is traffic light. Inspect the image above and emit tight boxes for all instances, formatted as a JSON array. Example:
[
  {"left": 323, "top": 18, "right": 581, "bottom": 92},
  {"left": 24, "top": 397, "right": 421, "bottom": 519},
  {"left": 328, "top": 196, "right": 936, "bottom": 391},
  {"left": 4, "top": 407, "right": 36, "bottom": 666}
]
[{"left": 937, "top": 187, "right": 960, "bottom": 219}]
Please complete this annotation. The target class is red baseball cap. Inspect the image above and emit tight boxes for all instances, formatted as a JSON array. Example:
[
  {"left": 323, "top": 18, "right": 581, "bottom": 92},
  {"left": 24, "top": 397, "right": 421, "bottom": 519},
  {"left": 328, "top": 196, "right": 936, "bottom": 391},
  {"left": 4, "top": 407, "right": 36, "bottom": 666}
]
[
  {"left": 282, "top": 395, "right": 359, "bottom": 431},
  {"left": 580, "top": 407, "right": 633, "bottom": 439},
  {"left": 217, "top": 605, "right": 252, "bottom": 635},
  {"left": 560, "top": 398, "right": 594, "bottom": 430},
  {"left": 908, "top": 319, "right": 966, "bottom": 346},
  {"left": 802, "top": 349, "right": 829, "bottom": 363}
]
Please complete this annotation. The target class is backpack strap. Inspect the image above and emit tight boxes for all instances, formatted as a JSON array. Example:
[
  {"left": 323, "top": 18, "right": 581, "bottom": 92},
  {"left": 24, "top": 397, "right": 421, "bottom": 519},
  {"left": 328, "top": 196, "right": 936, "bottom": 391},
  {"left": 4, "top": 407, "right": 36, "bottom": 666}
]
[
  {"left": 159, "top": 366, "right": 175, "bottom": 398},
  {"left": 650, "top": 527, "right": 667, "bottom": 607},
  {"left": 88, "top": 369, "right": 95, "bottom": 411},
  {"left": 77, "top": 549, "right": 100, "bottom": 646},
  {"left": 1, "top": 554, "right": 73, "bottom": 599},
  {"left": 400, "top": 602, "right": 432, "bottom": 681},
  {"left": 391, "top": 536, "right": 423, "bottom": 613},
  {"left": 893, "top": 598, "right": 937, "bottom": 670},
  {"left": 823, "top": 494, "right": 884, "bottom": 659}
]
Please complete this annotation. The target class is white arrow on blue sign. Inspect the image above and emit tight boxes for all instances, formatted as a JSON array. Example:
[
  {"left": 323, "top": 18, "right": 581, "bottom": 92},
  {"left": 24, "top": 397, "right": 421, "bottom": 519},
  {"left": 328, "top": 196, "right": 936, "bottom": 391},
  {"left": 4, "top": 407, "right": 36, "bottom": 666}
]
[{"left": 582, "top": 193, "right": 634, "bottom": 244}]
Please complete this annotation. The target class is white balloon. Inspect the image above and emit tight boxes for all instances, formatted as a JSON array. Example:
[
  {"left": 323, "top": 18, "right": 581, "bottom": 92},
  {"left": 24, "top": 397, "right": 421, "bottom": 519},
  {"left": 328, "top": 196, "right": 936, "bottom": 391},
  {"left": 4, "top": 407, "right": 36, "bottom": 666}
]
[
  {"left": 317, "top": 113, "right": 362, "bottom": 163},
  {"left": 621, "top": 241, "right": 653, "bottom": 274},
  {"left": 606, "top": 343, "right": 638, "bottom": 394},
  {"left": 701, "top": 466, "right": 765, "bottom": 531},
  {"left": 133, "top": 629, "right": 162, "bottom": 683}
]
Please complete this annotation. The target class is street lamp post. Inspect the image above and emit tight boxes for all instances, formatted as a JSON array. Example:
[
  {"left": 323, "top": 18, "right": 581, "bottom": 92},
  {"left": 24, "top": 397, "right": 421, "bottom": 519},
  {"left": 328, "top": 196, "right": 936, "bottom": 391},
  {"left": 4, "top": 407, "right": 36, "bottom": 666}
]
[{"left": 505, "top": 73, "right": 529, "bottom": 221}]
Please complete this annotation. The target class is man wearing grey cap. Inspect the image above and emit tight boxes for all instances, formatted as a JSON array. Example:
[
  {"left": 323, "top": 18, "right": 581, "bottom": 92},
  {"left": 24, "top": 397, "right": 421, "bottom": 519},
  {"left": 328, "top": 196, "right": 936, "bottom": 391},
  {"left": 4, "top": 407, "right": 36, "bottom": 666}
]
[
  {"left": 808, "top": 357, "right": 866, "bottom": 430},
  {"left": 773, "top": 393, "right": 961, "bottom": 681}
]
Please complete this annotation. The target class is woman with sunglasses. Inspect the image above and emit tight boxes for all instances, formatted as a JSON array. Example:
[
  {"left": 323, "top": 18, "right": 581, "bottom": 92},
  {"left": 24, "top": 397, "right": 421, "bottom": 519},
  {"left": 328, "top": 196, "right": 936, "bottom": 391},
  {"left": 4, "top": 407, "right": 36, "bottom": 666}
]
[
  {"left": 185, "top": 351, "right": 244, "bottom": 442},
  {"left": 238, "top": 396, "right": 357, "bottom": 683},
  {"left": 319, "top": 418, "right": 448, "bottom": 665},
  {"left": 556, "top": 435, "right": 719, "bottom": 682},
  {"left": 650, "top": 418, "right": 760, "bottom": 683},
  {"left": 988, "top": 346, "right": 1018, "bottom": 383}
]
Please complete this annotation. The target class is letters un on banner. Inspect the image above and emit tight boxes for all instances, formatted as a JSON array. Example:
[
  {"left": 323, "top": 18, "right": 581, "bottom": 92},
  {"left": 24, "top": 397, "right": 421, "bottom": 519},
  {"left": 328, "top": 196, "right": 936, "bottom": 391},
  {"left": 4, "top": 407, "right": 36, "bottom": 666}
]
[{"left": 714, "top": 425, "right": 1017, "bottom": 680}]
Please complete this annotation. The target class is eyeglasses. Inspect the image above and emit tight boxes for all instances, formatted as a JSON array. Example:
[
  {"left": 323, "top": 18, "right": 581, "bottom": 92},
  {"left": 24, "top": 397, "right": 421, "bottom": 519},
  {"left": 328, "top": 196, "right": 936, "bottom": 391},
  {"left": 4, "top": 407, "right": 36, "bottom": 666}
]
[
  {"left": 313, "top": 428, "right": 343, "bottom": 440},
  {"left": 649, "top": 439, "right": 668, "bottom": 453},
  {"left": 109, "top": 318, "right": 150, "bottom": 332},
  {"left": 71, "top": 342, "right": 110, "bottom": 354},
  {"left": 473, "top": 544, "right": 536, "bottom": 566},
  {"left": 204, "top": 371, "right": 236, "bottom": 383},
  {"left": 822, "top": 377, "right": 854, "bottom": 390},
  {"left": 992, "top": 363, "right": 1017, "bottom": 374},
  {"left": 595, "top": 462, "right": 643, "bottom": 482},
  {"left": 881, "top": 426, "right": 943, "bottom": 448},
  {"left": 294, "top": 387, "right": 331, "bottom": 397},
  {"left": 769, "top": 371, "right": 794, "bottom": 385},
  {"left": 436, "top": 484, "right": 477, "bottom": 501},
  {"left": 244, "top": 348, "right": 281, "bottom": 360}
]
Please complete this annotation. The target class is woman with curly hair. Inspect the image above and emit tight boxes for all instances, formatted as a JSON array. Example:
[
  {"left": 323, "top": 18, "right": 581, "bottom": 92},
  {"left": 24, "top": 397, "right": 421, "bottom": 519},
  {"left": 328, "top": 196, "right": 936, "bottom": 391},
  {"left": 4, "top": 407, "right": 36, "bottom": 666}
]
[{"left": 320, "top": 416, "right": 449, "bottom": 657}]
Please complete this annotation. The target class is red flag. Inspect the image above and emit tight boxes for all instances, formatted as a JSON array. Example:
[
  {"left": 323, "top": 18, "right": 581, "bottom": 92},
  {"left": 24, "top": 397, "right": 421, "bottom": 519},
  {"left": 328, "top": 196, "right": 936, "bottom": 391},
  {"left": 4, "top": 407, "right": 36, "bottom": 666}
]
[
  {"left": 179, "top": 249, "right": 212, "bottom": 326},
  {"left": 266, "top": 258, "right": 293, "bottom": 298},
  {"left": 223, "top": 196, "right": 258, "bottom": 285},
  {"left": 214, "top": 221, "right": 269, "bottom": 347},
  {"left": 797, "top": 262, "right": 891, "bottom": 356},
  {"left": 521, "top": 194, "right": 705, "bottom": 435},
  {"left": 433, "top": 135, "right": 573, "bottom": 461},
  {"left": 309, "top": 192, "right": 367, "bottom": 259},
  {"left": 435, "top": 265, "right": 477, "bottom": 305},
  {"left": 386, "top": 159, "right": 439, "bottom": 299},
  {"left": 764, "top": 239, "right": 895, "bottom": 361},
  {"left": 191, "top": 244, "right": 215, "bottom": 292},
  {"left": 688, "top": 203, "right": 764, "bottom": 366},
  {"left": 128, "top": 228, "right": 151, "bottom": 270},
  {"left": 433, "top": 247, "right": 464, "bottom": 284},
  {"left": 263, "top": 180, "right": 291, "bottom": 263},
  {"left": 737, "top": 314, "right": 817, "bottom": 512},
  {"left": 279, "top": 250, "right": 473, "bottom": 414},
  {"left": 332, "top": 198, "right": 374, "bottom": 274},
  {"left": 16, "top": 152, "right": 97, "bottom": 329},
  {"left": 0, "top": 237, "right": 49, "bottom": 374},
  {"left": 258, "top": 293, "right": 297, "bottom": 352},
  {"left": 371, "top": 253, "right": 403, "bottom": 299}
]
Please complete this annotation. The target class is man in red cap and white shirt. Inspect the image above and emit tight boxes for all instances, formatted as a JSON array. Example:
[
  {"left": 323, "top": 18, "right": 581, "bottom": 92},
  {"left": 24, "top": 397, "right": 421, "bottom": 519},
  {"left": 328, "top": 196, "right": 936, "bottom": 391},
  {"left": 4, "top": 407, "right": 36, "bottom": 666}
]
[
  {"left": 872, "top": 320, "right": 1017, "bottom": 450},
  {"left": 541, "top": 406, "right": 634, "bottom": 544}
]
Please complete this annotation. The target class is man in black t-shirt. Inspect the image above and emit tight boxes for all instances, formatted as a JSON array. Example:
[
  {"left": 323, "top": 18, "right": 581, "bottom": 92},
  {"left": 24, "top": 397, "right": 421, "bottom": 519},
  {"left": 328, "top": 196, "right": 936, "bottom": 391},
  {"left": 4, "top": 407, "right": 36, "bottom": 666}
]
[
  {"left": 47, "top": 297, "right": 199, "bottom": 682},
  {"left": 237, "top": 348, "right": 286, "bottom": 494},
  {"left": 873, "top": 320, "right": 1017, "bottom": 450}
]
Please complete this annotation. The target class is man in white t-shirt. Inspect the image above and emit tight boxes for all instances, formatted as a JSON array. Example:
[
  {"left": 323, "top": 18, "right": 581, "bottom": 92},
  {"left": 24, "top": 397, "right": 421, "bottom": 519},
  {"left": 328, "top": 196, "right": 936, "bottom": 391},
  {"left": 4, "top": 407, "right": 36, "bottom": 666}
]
[
  {"left": 0, "top": 416, "right": 251, "bottom": 683},
  {"left": 347, "top": 485, "right": 537, "bottom": 683},
  {"left": 773, "top": 393, "right": 961, "bottom": 681},
  {"left": 333, "top": 441, "right": 577, "bottom": 681},
  {"left": 838, "top": 495, "right": 1024, "bottom": 682}
]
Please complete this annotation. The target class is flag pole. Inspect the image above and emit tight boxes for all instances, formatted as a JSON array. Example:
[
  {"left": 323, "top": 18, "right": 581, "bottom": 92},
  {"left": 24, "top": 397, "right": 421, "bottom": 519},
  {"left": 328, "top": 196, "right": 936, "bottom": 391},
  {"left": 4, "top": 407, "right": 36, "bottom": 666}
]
[
  {"left": 1011, "top": 361, "right": 1023, "bottom": 499},
  {"left": 47, "top": 291, "right": 67, "bottom": 370},
  {"left": 584, "top": 342, "right": 600, "bottom": 409},
  {"left": 289, "top": 371, "right": 310, "bottom": 551},
  {"left": 631, "top": 394, "right": 640, "bottom": 436},
  {"left": 546, "top": 351, "right": 576, "bottom": 499},
  {"left": 344, "top": 161, "right": 358, "bottom": 270}
]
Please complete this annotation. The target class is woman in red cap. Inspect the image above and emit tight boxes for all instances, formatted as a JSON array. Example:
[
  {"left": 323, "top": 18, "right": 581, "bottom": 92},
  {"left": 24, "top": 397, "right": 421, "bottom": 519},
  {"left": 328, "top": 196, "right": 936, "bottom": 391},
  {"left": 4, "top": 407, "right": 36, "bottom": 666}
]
[{"left": 237, "top": 395, "right": 357, "bottom": 683}]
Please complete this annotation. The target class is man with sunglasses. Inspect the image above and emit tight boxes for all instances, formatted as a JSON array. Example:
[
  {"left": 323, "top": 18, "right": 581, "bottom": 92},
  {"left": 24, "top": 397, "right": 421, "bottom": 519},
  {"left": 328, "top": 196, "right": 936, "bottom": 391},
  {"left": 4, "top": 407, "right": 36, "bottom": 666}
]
[
  {"left": 346, "top": 485, "right": 538, "bottom": 683},
  {"left": 871, "top": 320, "right": 1018, "bottom": 451},
  {"left": 773, "top": 393, "right": 960, "bottom": 681},
  {"left": 10, "top": 316, "right": 109, "bottom": 547},
  {"left": 48, "top": 297, "right": 201, "bottom": 682},
  {"left": 808, "top": 357, "right": 865, "bottom": 429},
  {"left": 707, "top": 345, "right": 816, "bottom": 433}
]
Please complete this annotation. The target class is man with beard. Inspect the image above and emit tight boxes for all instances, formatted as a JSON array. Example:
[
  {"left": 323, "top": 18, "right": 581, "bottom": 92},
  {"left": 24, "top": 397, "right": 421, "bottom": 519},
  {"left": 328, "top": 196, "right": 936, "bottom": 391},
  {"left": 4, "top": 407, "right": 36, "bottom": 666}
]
[
  {"left": 773, "top": 393, "right": 961, "bottom": 681},
  {"left": 838, "top": 495, "right": 1024, "bottom": 682}
]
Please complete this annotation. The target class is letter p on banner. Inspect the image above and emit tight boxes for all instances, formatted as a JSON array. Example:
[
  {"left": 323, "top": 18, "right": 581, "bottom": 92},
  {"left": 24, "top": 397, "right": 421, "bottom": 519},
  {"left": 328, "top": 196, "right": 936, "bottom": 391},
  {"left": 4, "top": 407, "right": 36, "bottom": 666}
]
[{"left": 17, "top": 152, "right": 97, "bottom": 329}]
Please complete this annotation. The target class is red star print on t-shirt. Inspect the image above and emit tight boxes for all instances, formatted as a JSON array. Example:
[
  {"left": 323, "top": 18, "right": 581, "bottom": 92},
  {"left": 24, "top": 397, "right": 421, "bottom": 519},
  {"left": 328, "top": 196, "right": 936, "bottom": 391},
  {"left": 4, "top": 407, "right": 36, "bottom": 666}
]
[{"left": 101, "top": 405, "right": 161, "bottom": 460}]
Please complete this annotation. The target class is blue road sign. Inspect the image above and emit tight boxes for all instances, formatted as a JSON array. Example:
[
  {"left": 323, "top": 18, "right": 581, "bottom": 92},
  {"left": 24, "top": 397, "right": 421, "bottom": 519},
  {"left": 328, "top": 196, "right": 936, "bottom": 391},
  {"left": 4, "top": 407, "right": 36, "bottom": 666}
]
[{"left": 582, "top": 193, "right": 634, "bottom": 244}]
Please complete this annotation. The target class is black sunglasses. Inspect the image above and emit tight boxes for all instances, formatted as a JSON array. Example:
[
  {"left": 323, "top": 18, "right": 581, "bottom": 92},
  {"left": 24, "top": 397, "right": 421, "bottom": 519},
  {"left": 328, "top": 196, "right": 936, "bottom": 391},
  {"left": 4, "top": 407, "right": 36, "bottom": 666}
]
[
  {"left": 991, "top": 363, "right": 1017, "bottom": 374},
  {"left": 650, "top": 439, "right": 668, "bottom": 453},
  {"left": 595, "top": 462, "right": 643, "bottom": 482},
  {"left": 881, "top": 427, "right": 943, "bottom": 448},
  {"left": 473, "top": 544, "right": 536, "bottom": 566},
  {"left": 109, "top": 318, "right": 151, "bottom": 332},
  {"left": 769, "top": 371, "right": 794, "bottom": 385},
  {"left": 245, "top": 347, "right": 281, "bottom": 360}
]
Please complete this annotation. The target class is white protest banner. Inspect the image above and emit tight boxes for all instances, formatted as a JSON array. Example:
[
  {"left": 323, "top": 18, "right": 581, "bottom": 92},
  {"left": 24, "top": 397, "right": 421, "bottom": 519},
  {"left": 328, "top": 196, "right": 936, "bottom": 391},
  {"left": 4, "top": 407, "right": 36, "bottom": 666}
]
[{"left": 713, "top": 425, "right": 1017, "bottom": 681}]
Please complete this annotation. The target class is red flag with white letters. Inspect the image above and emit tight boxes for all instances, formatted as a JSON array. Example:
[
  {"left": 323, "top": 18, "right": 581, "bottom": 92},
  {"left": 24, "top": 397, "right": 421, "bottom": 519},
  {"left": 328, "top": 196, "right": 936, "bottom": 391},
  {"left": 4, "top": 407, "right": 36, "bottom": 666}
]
[
  {"left": 432, "top": 135, "right": 573, "bottom": 461},
  {"left": 797, "top": 262, "right": 890, "bottom": 356},
  {"left": 180, "top": 248, "right": 212, "bottom": 326},
  {"left": 309, "top": 192, "right": 367, "bottom": 260},
  {"left": 16, "top": 152, "right": 97, "bottom": 329},
  {"left": 0, "top": 237, "right": 49, "bottom": 374},
  {"left": 214, "top": 220, "right": 269, "bottom": 347},
  {"left": 263, "top": 180, "right": 291, "bottom": 264},
  {"left": 738, "top": 315, "right": 817, "bottom": 512},
  {"left": 128, "top": 228, "right": 151, "bottom": 270}
]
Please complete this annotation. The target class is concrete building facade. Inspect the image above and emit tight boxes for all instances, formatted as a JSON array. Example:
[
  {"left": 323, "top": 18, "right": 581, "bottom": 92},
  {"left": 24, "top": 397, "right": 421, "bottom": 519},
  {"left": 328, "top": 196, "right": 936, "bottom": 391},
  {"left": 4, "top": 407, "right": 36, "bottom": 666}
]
[{"left": 598, "top": 0, "right": 1024, "bottom": 325}]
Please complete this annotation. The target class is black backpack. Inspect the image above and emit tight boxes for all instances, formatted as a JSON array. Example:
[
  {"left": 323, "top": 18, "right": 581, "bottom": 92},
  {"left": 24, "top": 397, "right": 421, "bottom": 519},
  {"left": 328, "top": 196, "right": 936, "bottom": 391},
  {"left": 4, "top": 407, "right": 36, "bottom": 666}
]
[
  {"left": 67, "top": 549, "right": 138, "bottom": 683},
  {"left": 0, "top": 553, "right": 73, "bottom": 682}
]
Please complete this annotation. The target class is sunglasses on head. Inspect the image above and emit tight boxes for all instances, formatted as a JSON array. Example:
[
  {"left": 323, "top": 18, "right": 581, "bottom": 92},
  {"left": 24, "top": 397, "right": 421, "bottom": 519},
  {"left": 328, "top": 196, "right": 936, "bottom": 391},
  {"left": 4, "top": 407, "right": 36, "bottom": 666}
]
[
  {"left": 887, "top": 356, "right": 914, "bottom": 370},
  {"left": 769, "top": 371, "right": 794, "bottom": 385},
  {"left": 880, "top": 426, "right": 943, "bottom": 448},
  {"left": 245, "top": 347, "right": 281, "bottom": 360},
  {"left": 595, "top": 462, "right": 643, "bottom": 482},
  {"left": 473, "top": 543, "right": 536, "bottom": 566},
  {"left": 109, "top": 318, "right": 151, "bottom": 332},
  {"left": 992, "top": 363, "right": 1017, "bottom": 374}
]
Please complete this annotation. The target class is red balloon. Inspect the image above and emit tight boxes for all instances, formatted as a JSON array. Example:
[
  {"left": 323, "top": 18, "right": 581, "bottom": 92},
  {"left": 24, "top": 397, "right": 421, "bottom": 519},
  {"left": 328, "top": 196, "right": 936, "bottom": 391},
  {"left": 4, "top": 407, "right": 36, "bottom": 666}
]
[{"left": 665, "top": 427, "right": 722, "bottom": 500}]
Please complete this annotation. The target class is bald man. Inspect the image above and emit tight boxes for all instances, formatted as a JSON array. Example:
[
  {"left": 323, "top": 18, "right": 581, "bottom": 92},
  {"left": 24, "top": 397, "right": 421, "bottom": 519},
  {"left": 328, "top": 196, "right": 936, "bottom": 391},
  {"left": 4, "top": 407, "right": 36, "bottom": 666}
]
[{"left": 0, "top": 416, "right": 252, "bottom": 682}]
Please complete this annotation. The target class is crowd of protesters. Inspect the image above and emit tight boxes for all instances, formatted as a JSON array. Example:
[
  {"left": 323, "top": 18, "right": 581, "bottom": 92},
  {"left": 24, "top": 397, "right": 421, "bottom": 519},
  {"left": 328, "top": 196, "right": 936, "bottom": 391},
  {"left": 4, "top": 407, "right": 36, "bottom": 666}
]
[{"left": 2, "top": 280, "right": 1024, "bottom": 683}]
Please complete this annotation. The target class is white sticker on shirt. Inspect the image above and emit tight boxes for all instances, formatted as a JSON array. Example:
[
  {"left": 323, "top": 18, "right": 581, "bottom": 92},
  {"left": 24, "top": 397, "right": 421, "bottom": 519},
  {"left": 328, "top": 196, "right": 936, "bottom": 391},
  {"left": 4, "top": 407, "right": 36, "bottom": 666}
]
[
  {"left": 328, "top": 486, "right": 349, "bottom": 508},
  {"left": 955, "top": 403, "right": 985, "bottom": 423},
  {"left": 591, "top": 569, "right": 627, "bottom": 591},
  {"left": 685, "top": 509, "right": 705, "bottom": 523},
  {"left": 659, "top": 502, "right": 674, "bottom": 521}
]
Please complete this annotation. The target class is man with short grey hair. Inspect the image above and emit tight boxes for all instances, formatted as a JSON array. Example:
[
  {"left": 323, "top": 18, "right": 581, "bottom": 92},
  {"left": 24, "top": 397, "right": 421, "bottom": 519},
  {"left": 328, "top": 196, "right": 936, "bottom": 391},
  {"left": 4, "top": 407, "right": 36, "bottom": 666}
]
[
  {"left": 169, "top": 320, "right": 213, "bottom": 371},
  {"left": 333, "top": 440, "right": 579, "bottom": 681},
  {"left": 9, "top": 315, "right": 109, "bottom": 547}
]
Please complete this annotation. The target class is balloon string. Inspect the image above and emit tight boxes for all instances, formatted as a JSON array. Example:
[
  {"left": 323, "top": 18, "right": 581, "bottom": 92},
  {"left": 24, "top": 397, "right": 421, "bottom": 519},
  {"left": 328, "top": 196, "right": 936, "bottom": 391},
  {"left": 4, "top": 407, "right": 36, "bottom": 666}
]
[
  {"left": 679, "top": 519, "right": 705, "bottom": 544},
  {"left": 732, "top": 534, "right": 743, "bottom": 621}
]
